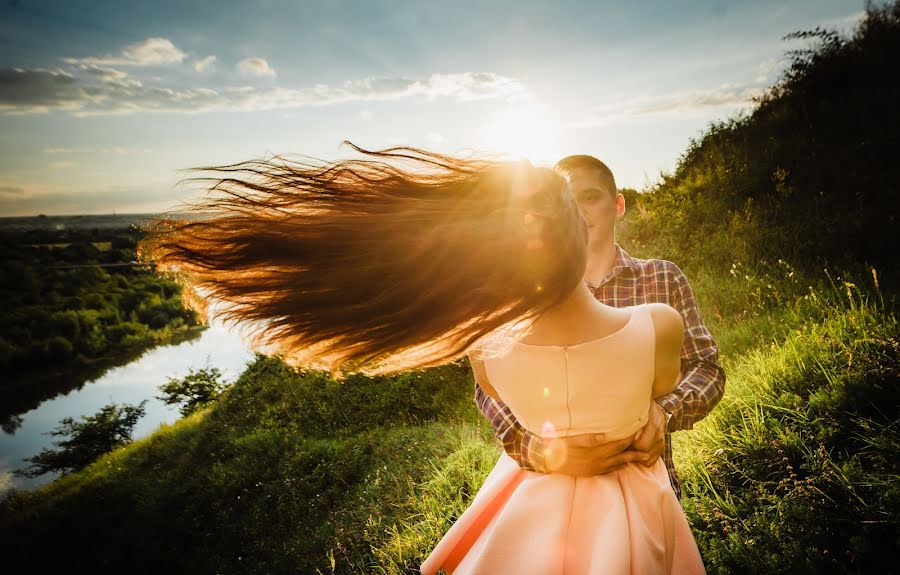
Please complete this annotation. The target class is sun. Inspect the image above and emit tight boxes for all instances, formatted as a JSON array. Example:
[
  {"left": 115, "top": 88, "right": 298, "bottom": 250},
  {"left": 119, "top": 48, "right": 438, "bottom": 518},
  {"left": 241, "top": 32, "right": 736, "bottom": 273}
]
[{"left": 484, "top": 102, "right": 561, "bottom": 165}]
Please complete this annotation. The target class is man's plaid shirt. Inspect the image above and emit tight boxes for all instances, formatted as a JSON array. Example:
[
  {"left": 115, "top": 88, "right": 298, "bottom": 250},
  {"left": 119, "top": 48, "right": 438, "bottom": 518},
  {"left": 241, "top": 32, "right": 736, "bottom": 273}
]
[{"left": 474, "top": 245, "right": 726, "bottom": 499}]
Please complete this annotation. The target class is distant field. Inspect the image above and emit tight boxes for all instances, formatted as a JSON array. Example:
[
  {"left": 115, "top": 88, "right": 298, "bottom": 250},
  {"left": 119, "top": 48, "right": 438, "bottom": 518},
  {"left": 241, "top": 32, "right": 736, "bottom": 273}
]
[
  {"left": 0, "top": 214, "right": 162, "bottom": 233},
  {"left": 29, "top": 242, "right": 113, "bottom": 251}
]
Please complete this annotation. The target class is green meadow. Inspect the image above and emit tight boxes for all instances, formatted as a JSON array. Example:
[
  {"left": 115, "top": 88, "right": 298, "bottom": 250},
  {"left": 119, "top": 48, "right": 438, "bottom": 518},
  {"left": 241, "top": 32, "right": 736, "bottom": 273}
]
[{"left": 1, "top": 4, "right": 897, "bottom": 574}]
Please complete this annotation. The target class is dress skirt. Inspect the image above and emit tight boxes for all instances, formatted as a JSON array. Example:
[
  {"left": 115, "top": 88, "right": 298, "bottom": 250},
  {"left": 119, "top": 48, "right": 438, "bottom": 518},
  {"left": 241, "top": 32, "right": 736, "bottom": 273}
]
[{"left": 420, "top": 452, "right": 705, "bottom": 575}]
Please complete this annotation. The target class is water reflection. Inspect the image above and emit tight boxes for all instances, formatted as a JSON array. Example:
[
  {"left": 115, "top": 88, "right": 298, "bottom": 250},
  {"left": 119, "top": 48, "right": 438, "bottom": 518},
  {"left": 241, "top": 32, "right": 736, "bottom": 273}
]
[
  {"left": 0, "top": 328, "right": 205, "bottom": 431},
  {"left": 0, "top": 320, "right": 253, "bottom": 493}
]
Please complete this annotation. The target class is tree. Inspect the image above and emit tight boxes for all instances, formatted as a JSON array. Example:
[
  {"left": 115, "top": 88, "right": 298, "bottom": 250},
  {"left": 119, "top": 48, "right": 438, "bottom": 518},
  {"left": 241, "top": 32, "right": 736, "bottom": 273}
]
[
  {"left": 157, "top": 366, "right": 228, "bottom": 416},
  {"left": 15, "top": 401, "right": 147, "bottom": 478}
]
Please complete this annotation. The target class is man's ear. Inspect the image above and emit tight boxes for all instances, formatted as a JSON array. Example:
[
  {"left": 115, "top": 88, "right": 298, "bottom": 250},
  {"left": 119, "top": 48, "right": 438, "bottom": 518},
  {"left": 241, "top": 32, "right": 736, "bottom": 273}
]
[{"left": 615, "top": 193, "right": 626, "bottom": 220}]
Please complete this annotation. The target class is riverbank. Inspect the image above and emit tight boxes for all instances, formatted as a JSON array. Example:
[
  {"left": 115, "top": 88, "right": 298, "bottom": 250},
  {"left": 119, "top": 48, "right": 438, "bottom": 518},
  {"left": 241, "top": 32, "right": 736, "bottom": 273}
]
[{"left": 0, "top": 319, "right": 253, "bottom": 493}]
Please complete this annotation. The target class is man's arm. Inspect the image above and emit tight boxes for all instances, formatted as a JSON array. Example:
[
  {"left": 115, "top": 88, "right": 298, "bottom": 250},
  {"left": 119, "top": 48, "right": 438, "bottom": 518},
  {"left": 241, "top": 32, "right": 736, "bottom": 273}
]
[
  {"left": 474, "top": 382, "right": 547, "bottom": 472},
  {"left": 475, "top": 381, "right": 643, "bottom": 474},
  {"left": 655, "top": 264, "right": 726, "bottom": 432}
]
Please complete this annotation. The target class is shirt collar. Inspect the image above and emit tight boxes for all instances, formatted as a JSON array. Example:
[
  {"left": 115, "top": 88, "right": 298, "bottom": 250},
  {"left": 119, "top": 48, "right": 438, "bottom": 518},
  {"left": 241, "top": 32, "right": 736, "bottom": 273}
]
[{"left": 590, "top": 244, "right": 639, "bottom": 288}]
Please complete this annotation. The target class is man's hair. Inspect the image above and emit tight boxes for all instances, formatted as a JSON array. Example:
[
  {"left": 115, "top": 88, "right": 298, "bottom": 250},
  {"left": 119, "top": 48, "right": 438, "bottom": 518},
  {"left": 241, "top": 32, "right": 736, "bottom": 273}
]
[{"left": 554, "top": 155, "right": 618, "bottom": 198}]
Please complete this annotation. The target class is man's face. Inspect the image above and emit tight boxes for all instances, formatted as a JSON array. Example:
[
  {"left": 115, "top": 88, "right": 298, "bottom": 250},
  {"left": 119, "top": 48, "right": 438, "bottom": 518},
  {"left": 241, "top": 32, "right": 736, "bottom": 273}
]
[{"left": 565, "top": 167, "right": 624, "bottom": 245}]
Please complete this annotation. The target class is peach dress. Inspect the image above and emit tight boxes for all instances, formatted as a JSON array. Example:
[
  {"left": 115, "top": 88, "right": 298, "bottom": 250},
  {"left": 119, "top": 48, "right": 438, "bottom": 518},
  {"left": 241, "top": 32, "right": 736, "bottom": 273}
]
[{"left": 421, "top": 305, "right": 706, "bottom": 575}]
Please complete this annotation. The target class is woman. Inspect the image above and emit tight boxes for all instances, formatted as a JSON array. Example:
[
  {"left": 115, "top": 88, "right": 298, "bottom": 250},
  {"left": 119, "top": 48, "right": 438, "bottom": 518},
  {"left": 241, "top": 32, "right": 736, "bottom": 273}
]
[{"left": 141, "top": 143, "right": 705, "bottom": 574}]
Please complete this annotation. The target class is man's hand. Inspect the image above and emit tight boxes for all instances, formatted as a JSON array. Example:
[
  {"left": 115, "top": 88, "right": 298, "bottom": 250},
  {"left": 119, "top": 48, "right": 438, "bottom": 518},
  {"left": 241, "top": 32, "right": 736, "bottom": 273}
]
[
  {"left": 630, "top": 402, "right": 667, "bottom": 467},
  {"left": 541, "top": 402, "right": 668, "bottom": 475},
  {"left": 542, "top": 431, "right": 646, "bottom": 476}
]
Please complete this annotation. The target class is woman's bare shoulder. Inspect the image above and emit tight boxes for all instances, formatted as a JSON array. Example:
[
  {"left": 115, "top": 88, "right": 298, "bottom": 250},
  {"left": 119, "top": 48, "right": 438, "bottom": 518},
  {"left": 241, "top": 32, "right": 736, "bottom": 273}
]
[{"left": 645, "top": 303, "right": 684, "bottom": 350}]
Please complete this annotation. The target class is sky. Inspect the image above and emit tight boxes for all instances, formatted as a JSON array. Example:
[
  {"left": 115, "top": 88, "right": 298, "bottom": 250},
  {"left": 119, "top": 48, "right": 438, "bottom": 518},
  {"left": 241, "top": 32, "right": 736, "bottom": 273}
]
[{"left": 0, "top": 0, "right": 866, "bottom": 216}]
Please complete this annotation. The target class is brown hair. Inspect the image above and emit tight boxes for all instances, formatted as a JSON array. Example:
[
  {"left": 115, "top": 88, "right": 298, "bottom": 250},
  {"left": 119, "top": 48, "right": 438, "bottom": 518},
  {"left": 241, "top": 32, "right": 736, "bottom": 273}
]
[
  {"left": 140, "top": 143, "right": 587, "bottom": 375},
  {"left": 554, "top": 155, "right": 618, "bottom": 198}
]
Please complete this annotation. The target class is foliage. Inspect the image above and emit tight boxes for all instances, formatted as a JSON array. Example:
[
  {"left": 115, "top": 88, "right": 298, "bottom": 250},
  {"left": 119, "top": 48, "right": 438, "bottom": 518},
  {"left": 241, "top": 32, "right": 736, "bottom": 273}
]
[
  {"left": 0, "top": 224, "right": 201, "bottom": 428},
  {"left": 14, "top": 401, "right": 147, "bottom": 478},
  {"left": 158, "top": 366, "right": 230, "bottom": 416},
  {"left": 0, "top": 225, "right": 199, "bottom": 375}
]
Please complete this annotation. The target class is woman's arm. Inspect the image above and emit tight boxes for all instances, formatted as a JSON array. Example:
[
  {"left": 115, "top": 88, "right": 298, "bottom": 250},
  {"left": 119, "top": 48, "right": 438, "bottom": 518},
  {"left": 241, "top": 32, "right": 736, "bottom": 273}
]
[
  {"left": 655, "top": 264, "right": 726, "bottom": 432},
  {"left": 468, "top": 352, "right": 500, "bottom": 401},
  {"left": 648, "top": 303, "right": 685, "bottom": 399}
]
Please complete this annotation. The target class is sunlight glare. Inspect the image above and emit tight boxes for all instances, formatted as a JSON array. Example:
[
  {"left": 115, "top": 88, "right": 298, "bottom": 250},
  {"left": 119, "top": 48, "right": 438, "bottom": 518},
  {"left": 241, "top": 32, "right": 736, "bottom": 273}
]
[{"left": 484, "top": 103, "right": 561, "bottom": 164}]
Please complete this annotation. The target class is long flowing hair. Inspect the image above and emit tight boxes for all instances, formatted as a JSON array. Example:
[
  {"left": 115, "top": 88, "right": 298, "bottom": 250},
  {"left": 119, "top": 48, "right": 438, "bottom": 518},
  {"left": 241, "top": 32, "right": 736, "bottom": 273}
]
[{"left": 140, "top": 143, "right": 587, "bottom": 374}]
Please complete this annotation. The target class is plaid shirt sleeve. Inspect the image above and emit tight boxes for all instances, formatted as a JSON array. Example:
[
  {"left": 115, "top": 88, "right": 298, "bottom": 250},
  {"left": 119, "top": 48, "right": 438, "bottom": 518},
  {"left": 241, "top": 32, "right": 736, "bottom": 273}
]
[
  {"left": 655, "top": 263, "right": 726, "bottom": 432},
  {"left": 474, "top": 381, "right": 547, "bottom": 472}
]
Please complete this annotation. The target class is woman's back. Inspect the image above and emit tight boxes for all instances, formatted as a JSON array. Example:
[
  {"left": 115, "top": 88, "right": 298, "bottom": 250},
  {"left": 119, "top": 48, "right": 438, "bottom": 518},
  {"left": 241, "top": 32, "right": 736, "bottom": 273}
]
[{"left": 484, "top": 304, "right": 656, "bottom": 441}]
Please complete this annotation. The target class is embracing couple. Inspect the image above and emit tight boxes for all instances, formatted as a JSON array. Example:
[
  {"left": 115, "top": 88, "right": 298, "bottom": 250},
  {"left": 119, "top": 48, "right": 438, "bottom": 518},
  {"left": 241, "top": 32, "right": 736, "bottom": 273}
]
[
  {"left": 421, "top": 155, "right": 724, "bottom": 574},
  {"left": 146, "top": 146, "right": 724, "bottom": 574}
]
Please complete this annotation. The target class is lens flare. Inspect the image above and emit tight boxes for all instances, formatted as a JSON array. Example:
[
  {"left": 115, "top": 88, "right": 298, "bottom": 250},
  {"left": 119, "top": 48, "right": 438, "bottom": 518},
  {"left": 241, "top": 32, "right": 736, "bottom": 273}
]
[{"left": 484, "top": 102, "right": 560, "bottom": 164}]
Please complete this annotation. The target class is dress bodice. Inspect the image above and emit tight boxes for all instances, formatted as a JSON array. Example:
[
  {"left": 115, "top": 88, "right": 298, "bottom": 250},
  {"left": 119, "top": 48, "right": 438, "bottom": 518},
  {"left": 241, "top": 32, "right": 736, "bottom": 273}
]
[{"left": 484, "top": 304, "right": 656, "bottom": 441}]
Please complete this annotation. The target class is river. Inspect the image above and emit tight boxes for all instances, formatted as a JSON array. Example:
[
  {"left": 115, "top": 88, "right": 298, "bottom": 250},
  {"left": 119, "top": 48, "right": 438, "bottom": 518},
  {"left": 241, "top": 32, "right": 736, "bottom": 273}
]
[{"left": 0, "top": 320, "right": 254, "bottom": 494}]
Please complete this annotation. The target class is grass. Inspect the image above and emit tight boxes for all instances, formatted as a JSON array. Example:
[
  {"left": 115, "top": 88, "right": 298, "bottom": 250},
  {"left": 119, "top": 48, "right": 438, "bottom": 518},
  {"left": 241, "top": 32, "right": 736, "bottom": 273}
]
[
  {"left": 362, "top": 425, "right": 498, "bottom": 574},
  {"left": 0, "top": 267, "right": 896, "bottom": 574},
  {"left": 674, "top": 272, "right": 898, "bottom": 573}
]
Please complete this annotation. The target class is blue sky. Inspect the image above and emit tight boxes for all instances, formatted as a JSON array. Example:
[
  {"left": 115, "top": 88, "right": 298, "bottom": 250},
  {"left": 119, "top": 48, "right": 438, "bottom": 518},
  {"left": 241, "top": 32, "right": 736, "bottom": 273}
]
[{"left": 0, "top": 0, "right": 865, "bottom": 216}]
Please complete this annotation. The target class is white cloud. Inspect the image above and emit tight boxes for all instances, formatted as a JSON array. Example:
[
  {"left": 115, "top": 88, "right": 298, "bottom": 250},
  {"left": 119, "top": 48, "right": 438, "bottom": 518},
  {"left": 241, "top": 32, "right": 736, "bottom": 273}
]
[
  {"left": 0, "top": 185, "right": 25, "bottom": 195},
  {"left": 76, "top": 64, "right": 130, "bottom": 81},
  {"left": 99, "top": 146, "right": 142, "bottom": 155},
  {"left": 571, "top": 84, "right": 763, "bottom": 127},
  {"left": 49, "top": 161, "right": 76, "bottom": 169},
  {"left": 41, "top": 146, "right": 151, "bottom": 155},
  {"left": 753, "top": 57, "right": 785, "bottom": 84},
  {"left": 121, "top": 38, "right": 186, "bottom": 65},
  {"left": 1, "top": 68, "right": 526, "bottom": 116},
  {"left": 194, "top": 55, "right": 217, "bottom": 73},
  {"left": 815, "top": 10, "right": 866, "bottom": 31},
  {"left": 0, "top": 181, "right": 181, "bottom": 216},
  {"left": 427, "top": 132, "right": 445, "bottom": 144},
  {"left": 0, "top": 68, "right": 84, "bottom": 114},
  {"left": 237, "top": 57, "right": 277, "bottom": 78},
  {"left": 62, "top": 37, "right": 187, "bottom": 67}
]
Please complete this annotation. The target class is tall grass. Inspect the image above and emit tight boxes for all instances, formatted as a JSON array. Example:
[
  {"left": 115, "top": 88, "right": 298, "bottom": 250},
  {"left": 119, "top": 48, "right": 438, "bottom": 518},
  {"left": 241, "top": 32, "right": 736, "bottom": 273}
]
[
  {"left": 361, "top": 425, "right": 498, "bottom": 574},
  {"left": 674, "top": 273, "right": 898, "bottom": 573}
]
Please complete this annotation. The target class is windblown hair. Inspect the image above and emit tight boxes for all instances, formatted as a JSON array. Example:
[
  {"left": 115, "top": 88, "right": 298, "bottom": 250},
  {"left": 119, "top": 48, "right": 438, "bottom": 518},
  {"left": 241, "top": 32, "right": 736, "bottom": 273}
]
[{"left": 140, "top": 143, "right": 587, "bottom": 375}]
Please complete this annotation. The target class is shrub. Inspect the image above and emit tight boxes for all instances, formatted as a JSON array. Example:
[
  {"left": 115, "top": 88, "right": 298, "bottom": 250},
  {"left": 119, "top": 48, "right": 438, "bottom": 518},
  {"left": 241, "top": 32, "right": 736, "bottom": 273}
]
[
  {"left": 15, "top": 401, "right": 147, "bottom": 478},
  {"left": 158, "top": 366, "right": 229, "bottom": 416}
]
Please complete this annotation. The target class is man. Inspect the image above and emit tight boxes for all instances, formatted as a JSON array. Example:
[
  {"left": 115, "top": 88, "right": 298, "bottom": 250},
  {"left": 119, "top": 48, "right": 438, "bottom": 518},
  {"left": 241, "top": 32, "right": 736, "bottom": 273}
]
[{"left": 475, "top": 155, "right": 725, "bottom": 498}]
